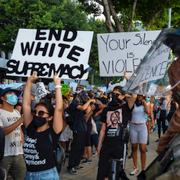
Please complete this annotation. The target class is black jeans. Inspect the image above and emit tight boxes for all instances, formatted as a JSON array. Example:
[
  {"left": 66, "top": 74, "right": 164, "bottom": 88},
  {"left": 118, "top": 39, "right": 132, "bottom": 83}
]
[
  {"left": 97, "top": 142, "right": 125, "bottom": 180},
  {"left": 68, "top": 132, "right": 86, "bottom": 169}
]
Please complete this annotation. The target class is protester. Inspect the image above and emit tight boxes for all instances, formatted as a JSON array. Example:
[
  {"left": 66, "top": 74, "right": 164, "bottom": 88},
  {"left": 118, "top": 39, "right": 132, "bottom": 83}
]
[
  {"left": 0, "top": 88, "right": 26, "bottom": 180},
  {"left": 67, "top": 91, "right": 96, "bottom": 175},
  {"left": 60, "top": 96, "right": 73, "bottom": 156},
  {"left": 157, "top": 28, "right": 180, "bottom": 153},
  {"left": 156, "top": 97, "right": 168, "bottom": 141},
  {"left": 129, "top": 95, "right": 148, "bottom": 176},
  {"left": 97, "top": 86, "right": 135, "bottom": 180},
  {"left": 22, "top": 72, "right": 63, "bottom": 180}
]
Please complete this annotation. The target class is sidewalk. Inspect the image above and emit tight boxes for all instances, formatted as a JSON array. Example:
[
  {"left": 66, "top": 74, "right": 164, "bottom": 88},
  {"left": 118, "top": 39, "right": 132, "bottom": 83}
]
[{"left": 61, "top": 132, "right": 158, "bottom": 180}]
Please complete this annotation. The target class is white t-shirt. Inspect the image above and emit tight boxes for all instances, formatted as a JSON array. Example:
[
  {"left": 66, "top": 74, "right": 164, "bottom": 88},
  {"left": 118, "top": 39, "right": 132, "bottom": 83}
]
[{"left": 0, "top": 109, "right": 23, "bottom": 156}]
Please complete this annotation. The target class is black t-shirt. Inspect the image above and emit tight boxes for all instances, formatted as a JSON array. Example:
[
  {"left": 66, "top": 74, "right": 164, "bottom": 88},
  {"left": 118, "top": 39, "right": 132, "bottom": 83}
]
[
  {"left": 23, "top": 122, "right": 60, "bottom": 172},
  {"left": 69, "top": 100, "right": 87, "bottom": 133},
  {"left": 100, "top": 101, "right": 132, "bottom": 143}
]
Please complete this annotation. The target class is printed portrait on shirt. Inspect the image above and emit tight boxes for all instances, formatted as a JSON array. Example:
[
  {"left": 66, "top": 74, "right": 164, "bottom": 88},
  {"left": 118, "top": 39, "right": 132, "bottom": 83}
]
[{"left": 106, "top": 109, "right": 122, "bottom": 128}]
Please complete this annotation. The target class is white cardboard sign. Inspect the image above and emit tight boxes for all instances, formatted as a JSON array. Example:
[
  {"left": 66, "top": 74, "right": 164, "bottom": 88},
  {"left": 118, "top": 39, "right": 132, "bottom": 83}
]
[
  {"left": 97, "top": 30, "right": 160, "bottom": 76},
  {"left": 7, "top": 29, "right": 93, "bottom": 79}
]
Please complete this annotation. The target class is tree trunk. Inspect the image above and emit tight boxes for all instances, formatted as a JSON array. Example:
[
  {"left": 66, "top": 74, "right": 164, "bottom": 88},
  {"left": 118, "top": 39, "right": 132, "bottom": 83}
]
[
  {"left": 108, "top": 0, "right": 124, "bottom": 32},
  {"left": 102, "top": 0, "right": 114, "bottom": 32},
  {"left": 128, "top": 0, "right": 138, "bottom": 31}
]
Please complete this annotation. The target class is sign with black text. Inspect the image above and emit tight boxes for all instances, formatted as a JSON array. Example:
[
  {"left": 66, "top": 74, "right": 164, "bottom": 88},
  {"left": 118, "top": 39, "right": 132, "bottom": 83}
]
[
  {"left": 123, "top": 29, "right": 171, "bottom": 96},
  {"left": 97, "top": 30, "right": 160, "bottom": 76},
  {"left": 7, "top": 29, "right": 93, "bottom": 79}
]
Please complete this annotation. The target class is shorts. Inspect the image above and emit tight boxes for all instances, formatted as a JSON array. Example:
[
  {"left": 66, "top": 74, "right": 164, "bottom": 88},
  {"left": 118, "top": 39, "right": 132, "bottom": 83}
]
[{"left": 129, "top": 123, "right": 148, "bottom": 144}]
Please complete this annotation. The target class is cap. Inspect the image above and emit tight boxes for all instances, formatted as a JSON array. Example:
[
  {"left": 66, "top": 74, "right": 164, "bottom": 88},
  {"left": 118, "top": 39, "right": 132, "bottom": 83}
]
[{"left": 0, "top": 87, "right": 21, "bottom": 96}]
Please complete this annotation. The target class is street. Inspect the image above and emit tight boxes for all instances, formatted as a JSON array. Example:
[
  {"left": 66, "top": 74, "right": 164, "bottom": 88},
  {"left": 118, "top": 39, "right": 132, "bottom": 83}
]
[{"left": 61, "top": 132, "right": 158, "bottom": 180}]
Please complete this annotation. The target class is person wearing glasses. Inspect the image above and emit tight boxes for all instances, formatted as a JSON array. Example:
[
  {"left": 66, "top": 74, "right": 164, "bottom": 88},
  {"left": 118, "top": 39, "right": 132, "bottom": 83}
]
[
  {"left": 23, "top": 72, "right": 63, "bottom": 180},
  {"left": 97, "top": 86, "right": 135, "bottom": 180}
]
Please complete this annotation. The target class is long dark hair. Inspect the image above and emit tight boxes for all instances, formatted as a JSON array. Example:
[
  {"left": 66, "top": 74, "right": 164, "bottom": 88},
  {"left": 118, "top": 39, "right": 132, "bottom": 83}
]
[{"left": 34, "top": 102, "right": 54, "bottom": 117}]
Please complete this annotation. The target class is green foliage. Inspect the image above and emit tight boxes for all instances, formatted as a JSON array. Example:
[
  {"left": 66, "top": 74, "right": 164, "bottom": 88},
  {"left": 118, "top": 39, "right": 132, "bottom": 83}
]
[{"left": 0, "top": 0, "right": 89, "bottom": 51}]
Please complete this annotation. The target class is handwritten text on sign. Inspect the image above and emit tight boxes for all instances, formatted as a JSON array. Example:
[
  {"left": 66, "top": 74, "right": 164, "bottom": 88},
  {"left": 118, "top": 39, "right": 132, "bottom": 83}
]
[
  {"left": 97, "top": 30, "right": 160, "bottom": 76},
  {"left": 7, "top": 29, "right": 93, "bottom": 79},
  {"left": 129, "top": 43, "right": 170, "bottom": 90}
]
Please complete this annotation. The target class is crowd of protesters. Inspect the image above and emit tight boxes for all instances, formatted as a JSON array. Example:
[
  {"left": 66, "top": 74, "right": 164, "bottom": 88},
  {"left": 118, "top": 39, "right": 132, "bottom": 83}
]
[{"left": 0, "top": 71, "right": 178, "bottom": 180}]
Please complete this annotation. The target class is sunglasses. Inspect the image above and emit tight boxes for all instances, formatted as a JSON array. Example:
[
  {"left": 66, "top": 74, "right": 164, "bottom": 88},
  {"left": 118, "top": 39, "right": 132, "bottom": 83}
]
[
  {"left": 114, "top": 93, "right": 122, "bottom": 97},
  {"left": 32, "top": 110, "right": 49, "bottom": 117}
]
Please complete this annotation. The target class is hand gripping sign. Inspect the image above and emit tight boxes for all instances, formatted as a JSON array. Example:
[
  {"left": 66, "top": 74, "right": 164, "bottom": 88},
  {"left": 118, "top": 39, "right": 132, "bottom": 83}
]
[{"left": 7, "top": 29, "right": 93, "bottom": 80}]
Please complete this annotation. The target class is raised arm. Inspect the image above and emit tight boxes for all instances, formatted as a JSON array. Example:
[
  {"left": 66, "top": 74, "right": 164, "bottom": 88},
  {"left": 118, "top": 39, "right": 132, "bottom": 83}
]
[
  {"left": 126, "top": 94, "right": 137, "bottom": 109},
  {"left": 23, "top": 72, "right": 38, "bottom": 127},
  {"left": 53, "top": 74, "right": 63, "bottom": 134},
  {"left": 77, "top": 99, "right": 96, "bottom": 111}
]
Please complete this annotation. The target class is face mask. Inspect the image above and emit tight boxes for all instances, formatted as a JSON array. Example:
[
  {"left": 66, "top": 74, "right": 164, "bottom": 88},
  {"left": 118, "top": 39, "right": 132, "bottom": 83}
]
[
  {"left": 32, "top": 116, "right": 47, "bottom": 128},
  {"left": 6, "top": 94, "right": 18, "bottom": 106},
  {"left": 136, "top": 101, "right": 142, "bottom": 106}
]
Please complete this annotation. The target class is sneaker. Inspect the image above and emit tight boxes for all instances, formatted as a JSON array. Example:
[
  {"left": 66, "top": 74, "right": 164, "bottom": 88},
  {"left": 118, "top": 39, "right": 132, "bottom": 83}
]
[
  {"left": 74, "top": 165, "right": 83, "bottom": 170},
  {"left": 0, "top": 168, "right": 7, "bottom": 180},
  {"left": 68, "top": 167, "right": 78, "bottom": 175},
  {"left": 120, "top": 170, "right": 129, "bottom": 180},
  {"left": 129, "top": 168, "right": 139, "bottom": 176}
]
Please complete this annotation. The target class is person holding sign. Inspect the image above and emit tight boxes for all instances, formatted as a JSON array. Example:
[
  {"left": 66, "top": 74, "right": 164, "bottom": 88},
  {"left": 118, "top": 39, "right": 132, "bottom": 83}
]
[{"left": 23, "top": 72, "right": 63, "bottom": 180}]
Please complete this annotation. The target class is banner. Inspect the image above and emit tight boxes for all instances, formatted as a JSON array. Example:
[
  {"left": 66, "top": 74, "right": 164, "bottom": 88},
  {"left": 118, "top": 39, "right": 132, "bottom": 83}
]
[
  {"left": 97, "top": 30, "right": 160, "bottom": 76},
  {"left": 7, "top": 29, "right": 93, "bottom": 79},
  {"left": 123, "top": 29, "right": 172, "bottom": 96}
]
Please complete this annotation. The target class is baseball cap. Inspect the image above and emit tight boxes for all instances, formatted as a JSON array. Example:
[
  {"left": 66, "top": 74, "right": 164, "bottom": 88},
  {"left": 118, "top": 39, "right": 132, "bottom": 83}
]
[{"left": 0, "top": 87, "right": 21, "bottom": 96}]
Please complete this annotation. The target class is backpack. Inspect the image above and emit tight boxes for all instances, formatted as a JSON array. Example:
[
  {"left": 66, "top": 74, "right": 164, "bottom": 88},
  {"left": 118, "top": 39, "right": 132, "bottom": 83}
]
[{"left": 0, "top": 127, "right": 5, "bottom": 160}]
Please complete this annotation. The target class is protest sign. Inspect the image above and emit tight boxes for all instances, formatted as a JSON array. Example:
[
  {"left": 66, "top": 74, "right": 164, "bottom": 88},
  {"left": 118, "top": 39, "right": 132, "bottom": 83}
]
[
  {"left": 123, "top": 29, "right": 171, "bottom": 96},
  {"left": 35, "top": 82, "right": 49, "bottom": 99},
  {"left": 7, "top": 29, "right": 93, "bottom": 79},
  {"left": 97, "top": 30, "right": 160, "bottom": 77}
]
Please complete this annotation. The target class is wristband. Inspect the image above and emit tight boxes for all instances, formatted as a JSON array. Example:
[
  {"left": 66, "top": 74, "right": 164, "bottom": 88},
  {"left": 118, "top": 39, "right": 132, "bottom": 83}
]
[{"left": 55, "top": 85, "right": 62, "bottom": 89}]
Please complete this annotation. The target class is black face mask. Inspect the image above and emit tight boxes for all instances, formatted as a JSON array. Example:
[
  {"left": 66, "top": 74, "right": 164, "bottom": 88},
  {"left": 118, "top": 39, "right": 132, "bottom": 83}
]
[
  {"left": 32, "top": 116, "right": 47, "bottom": 128},
  {"left": 111, "top": 93, "right": 124, "bottom": 106},
  {"left": 135, "top": 100, "right": 142, "bottom": 106}
]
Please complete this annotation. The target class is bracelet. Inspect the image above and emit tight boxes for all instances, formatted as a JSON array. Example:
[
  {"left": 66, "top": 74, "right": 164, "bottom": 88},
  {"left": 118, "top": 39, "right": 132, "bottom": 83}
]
[{"left": 55, "top": 85, "right": 62, "bottom": 89}]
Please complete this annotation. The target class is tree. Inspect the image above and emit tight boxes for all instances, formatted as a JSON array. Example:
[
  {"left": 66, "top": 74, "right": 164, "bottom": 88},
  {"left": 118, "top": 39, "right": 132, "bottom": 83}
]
[
  {"left": 0, "top": 0, "right": 90, "bottom": 53},
  {"left": 79, "top": 0, "right": 180, "bottom": 31}
]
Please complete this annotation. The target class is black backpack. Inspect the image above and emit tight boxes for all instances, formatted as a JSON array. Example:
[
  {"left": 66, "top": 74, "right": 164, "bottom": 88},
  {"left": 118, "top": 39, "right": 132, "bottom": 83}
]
[{"left": 0, "top": 127, "right": 5, "bottom": 161}]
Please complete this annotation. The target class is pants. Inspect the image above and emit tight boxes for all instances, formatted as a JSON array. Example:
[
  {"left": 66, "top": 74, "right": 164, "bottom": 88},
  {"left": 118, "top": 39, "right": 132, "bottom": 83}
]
[
  {"left": 25, "top": 167, "right": 59, "bottom": 180},
  {"left": 68, "top": 132, "right": 86, "bottom": 168},
  {"left": 0, "top": 155, "right": 26, "bottom": 180},
  {"left": 97, "top": 142, "right": 124, "bottom": 180},
  {"left": 157, "top": 110, "right": 167, "bottom": 138}
]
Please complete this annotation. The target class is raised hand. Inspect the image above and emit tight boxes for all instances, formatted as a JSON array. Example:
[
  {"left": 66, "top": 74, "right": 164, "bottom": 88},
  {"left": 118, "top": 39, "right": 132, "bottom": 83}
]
[
  {"left": 53, "top": 72, "right": 61, "bottom": 86},
  {"left": 28, "top": 71, "right": 38, "bottom": 82}
]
